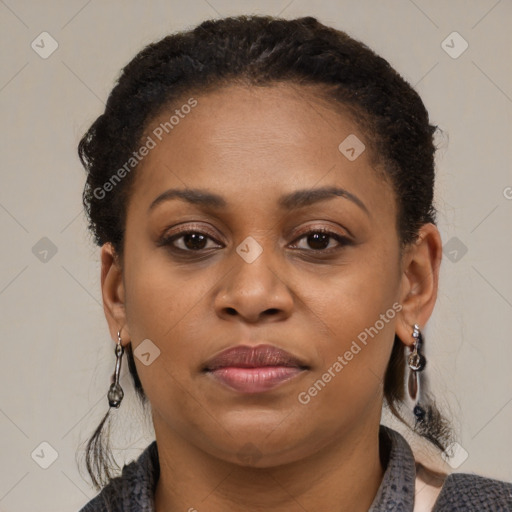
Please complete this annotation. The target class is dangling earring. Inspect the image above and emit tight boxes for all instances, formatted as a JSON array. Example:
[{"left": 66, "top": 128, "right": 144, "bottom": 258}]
[
  {"left": 107, "top": 330, "right": 125, "bottom": 408},
  {"left": 407, "top": 323, "right": 427, "bottom": 423}
]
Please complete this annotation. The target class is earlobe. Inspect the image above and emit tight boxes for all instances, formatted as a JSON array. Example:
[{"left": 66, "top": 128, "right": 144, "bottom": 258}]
[
  {"left": 100, "top": 243, "right": 129, "bottom": 343},
  {"left": 395, "top": 223, "right": 442, "bottom": 346}
]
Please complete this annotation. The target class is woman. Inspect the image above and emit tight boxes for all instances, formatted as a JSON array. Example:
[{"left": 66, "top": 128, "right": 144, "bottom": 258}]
[{"left": 77, "top": 14, "right": 512, "bottom": 512}]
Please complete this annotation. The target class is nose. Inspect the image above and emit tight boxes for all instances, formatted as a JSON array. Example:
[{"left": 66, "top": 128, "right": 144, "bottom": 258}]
[{"left": 214, "top": 250, "right": 294, "bottom": 324}]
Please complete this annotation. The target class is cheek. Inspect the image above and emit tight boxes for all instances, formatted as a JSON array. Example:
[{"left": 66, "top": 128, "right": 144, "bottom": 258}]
[
  {"left": 124, "top": 239, "right": 210, "bottom": 331},
  {"left": 122, "top": 254, "right": 211, "bottom": 381},
  {"left": 296, "top": 244, "right": 400, "bottom": 404},
  {"left": 123, "top": 269, "right": 214, "bottom": 434},
  {"left": 305, "top": 239, "right": 400, "bottom": 335},
  {"left": 296, "top": 291, "right": 397, "bottom": 433}
]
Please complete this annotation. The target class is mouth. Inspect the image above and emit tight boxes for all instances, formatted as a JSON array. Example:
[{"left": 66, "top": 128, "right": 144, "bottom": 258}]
[{"left": 202, "top": 344, "right": 310, "bottom": 394}]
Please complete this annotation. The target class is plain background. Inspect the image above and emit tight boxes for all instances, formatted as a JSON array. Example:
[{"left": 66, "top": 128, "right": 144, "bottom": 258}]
[{"left": 0, "top": 0, "right": 511, "bottom": 510}]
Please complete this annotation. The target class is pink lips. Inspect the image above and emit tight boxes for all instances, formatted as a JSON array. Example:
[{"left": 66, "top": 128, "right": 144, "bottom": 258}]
[{"left": 203, "top": 344, "right": 308, "bottom": 393}]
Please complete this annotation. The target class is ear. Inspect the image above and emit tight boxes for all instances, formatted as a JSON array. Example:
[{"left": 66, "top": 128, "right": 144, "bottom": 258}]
[
  {"left": 395, "top": 223, "right": 442, "bottom": 347},
  {"left": 101, "top": 243, "right": 130, "bottom": 346}
]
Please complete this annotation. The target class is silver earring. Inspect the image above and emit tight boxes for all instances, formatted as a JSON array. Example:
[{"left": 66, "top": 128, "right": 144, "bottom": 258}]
[
  {"left": 407, "top": 323, "right": 427, "bottom": 422},
  {"left": 107, "top": 330, "right": 125, "bottom": 408}
]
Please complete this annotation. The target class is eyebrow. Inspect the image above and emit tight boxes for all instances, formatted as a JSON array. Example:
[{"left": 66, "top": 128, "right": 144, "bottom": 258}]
[{"left": 148, "top": 186, "right": 369, "bottom": 216}]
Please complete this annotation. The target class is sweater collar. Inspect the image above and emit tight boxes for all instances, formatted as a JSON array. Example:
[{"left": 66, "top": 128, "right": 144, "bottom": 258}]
[
  {"left": 118, "top": 425, "right": 416, "bottom": 511},
  {"left": 368, "top": 426, "right": 416, "bottom": 511}
]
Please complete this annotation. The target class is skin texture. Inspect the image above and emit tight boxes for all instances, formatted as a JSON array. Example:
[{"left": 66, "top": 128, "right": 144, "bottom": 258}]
[{"left": 100, "top": 83, "right": 442, "bottom": 512}]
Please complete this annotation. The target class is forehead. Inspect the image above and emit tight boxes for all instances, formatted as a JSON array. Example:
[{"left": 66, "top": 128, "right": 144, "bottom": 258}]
[{"left": 129, "top": 83, "right": 394, "bottom": 219}]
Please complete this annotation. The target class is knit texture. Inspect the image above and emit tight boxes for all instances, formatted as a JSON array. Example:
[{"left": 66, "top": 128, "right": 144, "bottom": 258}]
[{"left": 78, "top": 426, "right": 512, "bottom": 511}]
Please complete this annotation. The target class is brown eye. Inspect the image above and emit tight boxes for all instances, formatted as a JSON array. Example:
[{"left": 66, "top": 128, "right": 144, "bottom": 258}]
[
  {"left": 158, "top": 230, "right": 223, "bottom": 253},
  {"left": 179, "top": 232, "right": 209, "bottom": 251},
  {"left": 290, "top": 229, "right": 350, "bottom": 252}
]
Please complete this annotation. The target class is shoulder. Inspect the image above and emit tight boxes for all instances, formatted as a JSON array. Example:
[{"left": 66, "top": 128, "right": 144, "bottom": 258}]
[
  {"left": 78, "top": 441, "right": 159, "bottom": 512},
  {"left": 433, "top": 472, "right": 512, "bottom": 511},
  {"left": 78, "top": 474, "right": 125, "bottom": 512}
]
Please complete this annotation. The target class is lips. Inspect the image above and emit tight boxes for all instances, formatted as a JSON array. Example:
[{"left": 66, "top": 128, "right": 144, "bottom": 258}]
[
  {"left": 203, "top": 344, "right": 308, "bottom": 371},
  {"left": 203, "top": 344, "right": 309, "bottom": 394}
]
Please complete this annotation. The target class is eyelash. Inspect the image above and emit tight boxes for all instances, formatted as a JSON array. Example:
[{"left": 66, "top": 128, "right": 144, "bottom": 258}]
[{"left": 158, "top": 226, "right": 351, "bottom": 255}]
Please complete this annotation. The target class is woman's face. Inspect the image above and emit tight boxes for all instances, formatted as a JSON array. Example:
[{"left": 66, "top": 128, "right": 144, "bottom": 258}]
[{"left": 104, "top": 83, "right": 411, "bottom": 466}]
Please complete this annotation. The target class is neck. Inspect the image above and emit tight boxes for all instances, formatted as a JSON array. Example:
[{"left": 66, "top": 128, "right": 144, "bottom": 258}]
[{"left": 153, "top": 415, "right": 385, "bottom": 512}]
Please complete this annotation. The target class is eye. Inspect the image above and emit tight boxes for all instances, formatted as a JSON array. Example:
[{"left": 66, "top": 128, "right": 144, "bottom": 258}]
[
  {"left": 158, "top": 229, "right": 223, "bottom": 252},
  {"left": 289, "top": 228, "right": 350, "bottom": 252},
  {"left": 158, "top": 226, "right": 350, "bottom": 255}
]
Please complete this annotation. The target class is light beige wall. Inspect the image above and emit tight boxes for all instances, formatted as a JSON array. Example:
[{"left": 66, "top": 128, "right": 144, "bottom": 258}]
[{"left": 0, "top": 1, "right": 511, "bottom": 510}]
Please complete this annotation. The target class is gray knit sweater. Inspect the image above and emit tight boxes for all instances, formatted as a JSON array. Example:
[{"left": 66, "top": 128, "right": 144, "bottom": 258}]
[{"left": 78, "top": 426, "right": 512, "bottom": 511}]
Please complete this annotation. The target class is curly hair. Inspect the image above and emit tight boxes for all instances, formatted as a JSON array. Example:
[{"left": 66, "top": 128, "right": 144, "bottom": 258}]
[{"left": 78, "top": 14, "right": 452, "bottom": 490}]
